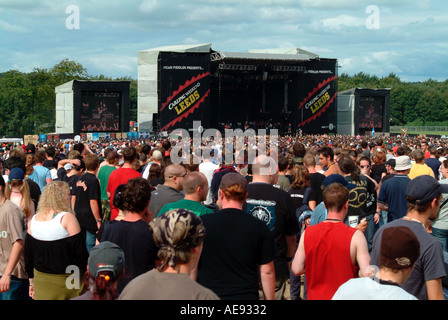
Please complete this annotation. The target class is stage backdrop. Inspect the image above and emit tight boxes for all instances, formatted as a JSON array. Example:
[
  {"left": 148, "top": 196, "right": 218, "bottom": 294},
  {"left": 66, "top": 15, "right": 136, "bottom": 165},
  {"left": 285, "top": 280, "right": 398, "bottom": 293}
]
[
  {"left": 158, "top": 52, "right": 211, "bottom": 132},
  {"left": 293, "top": 59, "right": 338, "bottom": 134}
]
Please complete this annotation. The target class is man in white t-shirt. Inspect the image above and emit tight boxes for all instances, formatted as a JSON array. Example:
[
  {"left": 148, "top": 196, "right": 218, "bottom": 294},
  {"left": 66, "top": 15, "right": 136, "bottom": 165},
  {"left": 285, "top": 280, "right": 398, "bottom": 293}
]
[
  {"left": 199, "top": 151, "right": 219, "bottom": 205},
  {"left": 333, "top": 226, "right": 420, "bottom": 300},
  {"left": 142, "top": 150, "right": 163, "bottom": 180}
]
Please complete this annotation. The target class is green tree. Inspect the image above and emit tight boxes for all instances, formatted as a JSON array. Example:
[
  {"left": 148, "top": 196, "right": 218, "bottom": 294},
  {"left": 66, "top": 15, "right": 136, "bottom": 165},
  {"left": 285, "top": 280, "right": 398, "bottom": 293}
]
[
  {"left": 49, "top": 59, "right": 89, "bottom": 87},
  {"left": 0, "top": 70, "right": 34, "bottom": 136}
]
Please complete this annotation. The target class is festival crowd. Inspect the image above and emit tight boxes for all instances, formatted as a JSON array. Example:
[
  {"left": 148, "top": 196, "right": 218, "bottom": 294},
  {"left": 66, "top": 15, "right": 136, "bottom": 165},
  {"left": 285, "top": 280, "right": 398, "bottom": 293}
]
[{"left": 0, "top": 132, "right": 447, "bottom": 300}]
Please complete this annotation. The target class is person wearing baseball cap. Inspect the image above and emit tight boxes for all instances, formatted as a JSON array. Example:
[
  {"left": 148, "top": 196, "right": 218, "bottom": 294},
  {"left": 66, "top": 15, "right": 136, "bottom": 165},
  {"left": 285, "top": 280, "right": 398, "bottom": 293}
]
[
  {"left": 72, "top": 241, "right": 125, "bottom": 300},
  {"left": 377, "top": 155, "right": 412, "bottom": 223},
  {"left": 333, "top": 226, "right": 420, "bottom": 300},
  {"left": 5, "top": 167, "right": 35, "bottom": 225},
  {"left": 309, "top": 174, "right": 360, "bottom": 227},
  {"left": 370, "top": 175, "right": 447, "bottom": 300}
]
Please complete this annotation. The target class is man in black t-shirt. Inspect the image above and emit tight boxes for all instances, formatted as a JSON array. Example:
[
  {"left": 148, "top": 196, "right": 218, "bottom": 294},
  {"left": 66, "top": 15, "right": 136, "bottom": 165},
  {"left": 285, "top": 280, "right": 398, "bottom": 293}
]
[
  {"left": 198, "top": 173, "right": 276, "bottom": 300},
  {"left": 73, "top": 154, "right": 102, "bottom": 253},
  {"left": 243, "top": 155, "right": 299, "bottom": 300},
  {"left": 43, "top": 145, "right": 57, "bottom": 170},
  {"left": 57, "top": 157, "right": 85, "bottom": 201}
]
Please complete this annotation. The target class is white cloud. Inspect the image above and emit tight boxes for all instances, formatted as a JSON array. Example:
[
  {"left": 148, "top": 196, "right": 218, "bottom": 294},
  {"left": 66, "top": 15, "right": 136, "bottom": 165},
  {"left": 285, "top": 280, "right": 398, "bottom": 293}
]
[
  {"left": 256, "top": 6, "right": 306, "bottom": 22},
  {"left": 84, "top": 54, "right": 138, "bottom": 77},
  {"left": 0, "top": 20, "right": 27, "bottom": 33},
  {"left": 321, "top": 15, "right": 365, "bottom": 30},
  {"left": 139, "top": 0, "right": 159, "bottom": 13},
  {"left": 0, "top": 0, "right": 447, "bottom": 82}
]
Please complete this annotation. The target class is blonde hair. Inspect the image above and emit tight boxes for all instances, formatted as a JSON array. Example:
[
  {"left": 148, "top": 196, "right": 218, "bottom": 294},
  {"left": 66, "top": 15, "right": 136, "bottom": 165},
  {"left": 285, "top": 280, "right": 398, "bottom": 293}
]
[
  {"left": 5, "top": 180, "right": 32, "bottom": 218},
  {"left": 36, "top": 181, "right": 72, "bottom": 215}
]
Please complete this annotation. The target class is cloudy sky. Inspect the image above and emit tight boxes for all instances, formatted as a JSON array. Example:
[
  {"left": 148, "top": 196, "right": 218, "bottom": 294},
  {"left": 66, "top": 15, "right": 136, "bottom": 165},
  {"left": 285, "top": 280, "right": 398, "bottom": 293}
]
[{"left": 1, "top": 0, "right": 447, "bottom": 82}]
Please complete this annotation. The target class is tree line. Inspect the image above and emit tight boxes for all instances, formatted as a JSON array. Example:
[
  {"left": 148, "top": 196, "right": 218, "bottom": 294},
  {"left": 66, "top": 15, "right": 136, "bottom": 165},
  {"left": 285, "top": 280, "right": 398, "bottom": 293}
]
[
  {"left": 0, "top": 59, "right": 137, "bottom": 137},
  {"left": 338, "top": 72, "right": 448, "bottom": 127},
  {"left": 0, "top": 59, "right": 447, "bottom": 136}
]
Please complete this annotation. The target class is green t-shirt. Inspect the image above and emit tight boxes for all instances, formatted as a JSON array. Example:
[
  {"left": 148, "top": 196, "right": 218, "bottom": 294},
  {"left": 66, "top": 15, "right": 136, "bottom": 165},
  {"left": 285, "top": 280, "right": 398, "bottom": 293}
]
[
  {"left": 98, "top": 165, "right": 117, "bottom": 200},
  {"left": 158, "top": 199, "right": 215, "bottom": 217}
]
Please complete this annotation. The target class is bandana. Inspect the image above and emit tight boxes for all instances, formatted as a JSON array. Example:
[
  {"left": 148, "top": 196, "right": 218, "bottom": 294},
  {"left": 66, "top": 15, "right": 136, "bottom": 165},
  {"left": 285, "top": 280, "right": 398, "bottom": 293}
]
[{"left": 150, "top": 208, "right": 205, "bottom": 272}]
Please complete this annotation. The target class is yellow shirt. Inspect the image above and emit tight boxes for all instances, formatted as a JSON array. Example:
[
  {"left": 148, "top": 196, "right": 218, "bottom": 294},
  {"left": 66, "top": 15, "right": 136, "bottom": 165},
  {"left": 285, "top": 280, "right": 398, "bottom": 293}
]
[{"left": 408, "top": 163, "right": 435, "bottom": 180}]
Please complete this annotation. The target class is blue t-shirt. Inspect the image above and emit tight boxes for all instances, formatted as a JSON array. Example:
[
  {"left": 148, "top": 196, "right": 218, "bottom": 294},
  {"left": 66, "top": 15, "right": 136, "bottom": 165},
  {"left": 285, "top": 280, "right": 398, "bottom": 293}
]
[
  {"left": 425, "top": 158, "right": 441, "bottom": 180},
  {"left": 378, "top": 174, "right": 410, "bottom": 222},
  {"left": 28, "top": 165, "right": 51, "bottom": 192},
  {"left": 310, "top": 202, "right": 327, "bottom": 226}
]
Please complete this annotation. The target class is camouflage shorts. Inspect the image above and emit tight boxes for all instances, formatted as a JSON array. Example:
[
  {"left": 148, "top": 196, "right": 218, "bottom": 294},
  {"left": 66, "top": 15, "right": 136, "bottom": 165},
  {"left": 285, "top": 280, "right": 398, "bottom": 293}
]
[{"left": 101, "top": 199, "right": 111, "bottom": 222}]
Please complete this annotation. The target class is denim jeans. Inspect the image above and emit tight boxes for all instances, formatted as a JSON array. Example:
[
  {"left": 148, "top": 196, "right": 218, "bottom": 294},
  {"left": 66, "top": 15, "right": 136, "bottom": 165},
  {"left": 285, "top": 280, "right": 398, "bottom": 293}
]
[
  {"left": 86, "top": 230, "right": 96, "bottom": 254},
  {"left": 432, "top": 227, "right": 448, "bottom": 252},
  {"left": 365, "top": 213, "right": 379, "bottom": 252},
  {"left": 378, "top": 210, "right": 388, "bottom": 227},
  {"left": 0, "top": 276, "right": 30, "bottom": 300}
]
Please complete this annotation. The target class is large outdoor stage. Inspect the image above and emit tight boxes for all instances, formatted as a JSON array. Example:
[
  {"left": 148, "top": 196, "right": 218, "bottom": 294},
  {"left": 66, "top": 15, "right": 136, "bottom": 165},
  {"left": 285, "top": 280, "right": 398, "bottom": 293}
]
[
  {"left": 51, "top": 44, "right": 390, "bottom": 140},
  {"left": 137, "top": 44, "right": 338, "bottom": 135}
]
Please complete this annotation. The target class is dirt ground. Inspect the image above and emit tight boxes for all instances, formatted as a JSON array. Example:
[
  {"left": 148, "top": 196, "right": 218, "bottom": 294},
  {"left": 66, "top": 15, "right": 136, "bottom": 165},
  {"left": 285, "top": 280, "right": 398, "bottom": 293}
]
[{"left": 283, "top": 276, "right": 305, "bottom": 300}]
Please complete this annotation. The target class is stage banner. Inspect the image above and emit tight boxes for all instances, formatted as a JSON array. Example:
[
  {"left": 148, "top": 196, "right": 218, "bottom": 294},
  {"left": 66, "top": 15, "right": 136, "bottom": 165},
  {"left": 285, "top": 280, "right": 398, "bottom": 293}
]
[
  {"left": 25, "top": 135, "right": 39, "bottom": 146},
  {"left": 295, "top": 59, "right": 338, "bottom": 134},
  {"left": 139, "top": 132, "right": 151, "bottom": 140},
  {"left": 127, "top": 132, "right": 138, "bottom": 140},
  {"left": 92, "top": 133, "right": 99, "bottom": 141},
  {"left": 159, "top": 52, "right": 211, "bottom": 132}
]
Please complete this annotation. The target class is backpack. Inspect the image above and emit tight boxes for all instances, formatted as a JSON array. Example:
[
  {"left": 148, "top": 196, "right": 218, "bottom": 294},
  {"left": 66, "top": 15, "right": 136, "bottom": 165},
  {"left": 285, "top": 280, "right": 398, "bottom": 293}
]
[{"left": 295, "top": 187, "right": 313, "bottom": 235}]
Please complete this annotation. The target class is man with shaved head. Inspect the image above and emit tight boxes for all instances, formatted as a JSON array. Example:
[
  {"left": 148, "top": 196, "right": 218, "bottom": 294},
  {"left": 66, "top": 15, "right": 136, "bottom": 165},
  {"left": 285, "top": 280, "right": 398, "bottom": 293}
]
[
  {"left": 243, "top": 154, "right": 299, "bottom": 300},
  {"left": 157, "top": 171, "right": 214, "bottom": 217},
  {"left": 148, "top": 163, "right": 186, "bottom": 217}
]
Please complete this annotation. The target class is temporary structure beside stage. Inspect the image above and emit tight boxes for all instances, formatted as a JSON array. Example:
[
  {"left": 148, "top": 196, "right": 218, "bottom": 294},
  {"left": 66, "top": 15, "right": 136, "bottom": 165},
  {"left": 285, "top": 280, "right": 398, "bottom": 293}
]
[
  {"left": 55, "top": 80, "right": 131, "bottom": 134},
  {"left": 337, "top": 88, "right": 391, "bottom": 136}
]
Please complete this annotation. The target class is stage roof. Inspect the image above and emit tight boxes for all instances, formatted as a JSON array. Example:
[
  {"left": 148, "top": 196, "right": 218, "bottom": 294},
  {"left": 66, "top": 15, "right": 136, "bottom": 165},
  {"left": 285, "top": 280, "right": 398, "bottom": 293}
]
[
  {"left": 138, "top": 44, "right": 321, "bottom": 63},
  {"left": 210, "top": 49, "right": 319, "bottom": 63},
  {"left": 139, "top": 43, "right": 212, "bottom": 53}
]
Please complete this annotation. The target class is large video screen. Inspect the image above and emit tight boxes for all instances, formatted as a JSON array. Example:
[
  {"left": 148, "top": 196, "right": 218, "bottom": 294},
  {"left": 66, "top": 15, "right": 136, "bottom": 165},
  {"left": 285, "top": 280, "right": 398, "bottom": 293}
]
[
  {"left": 80, "top": 91, "right": 121, "bottom": 132},
  {"left": 358, "top": 96, "right": 384, "bottom": 129}
]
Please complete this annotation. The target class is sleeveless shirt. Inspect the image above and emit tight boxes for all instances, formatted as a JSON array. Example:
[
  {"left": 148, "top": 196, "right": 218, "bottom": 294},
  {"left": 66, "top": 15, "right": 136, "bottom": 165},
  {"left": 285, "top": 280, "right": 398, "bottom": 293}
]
[
  {"left": 30, "top": 212, "right": 70, "bottom": 241},
  {"left": 304, "top": 221, "right": 358, "bottom": 300}
]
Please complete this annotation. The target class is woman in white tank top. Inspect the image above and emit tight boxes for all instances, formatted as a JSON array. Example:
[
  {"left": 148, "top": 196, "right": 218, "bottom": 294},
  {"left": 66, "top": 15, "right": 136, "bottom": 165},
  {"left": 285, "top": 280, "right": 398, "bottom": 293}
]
[
  {"left": 27, "top": 182, "right": 80, "bottom": 240},
  {"left": 24, "top": 180, "right": 86, "bottom": 300},
  {"left": 30, "top": 212, "right": 70, "bottom": 241}
]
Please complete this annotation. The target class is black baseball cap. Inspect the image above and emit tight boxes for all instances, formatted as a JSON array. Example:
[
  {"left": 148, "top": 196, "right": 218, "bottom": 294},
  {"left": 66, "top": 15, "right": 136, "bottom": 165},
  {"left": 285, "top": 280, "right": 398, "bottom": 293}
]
[{"left": 406, "top": 175, "right": 448, "bottom": 204}]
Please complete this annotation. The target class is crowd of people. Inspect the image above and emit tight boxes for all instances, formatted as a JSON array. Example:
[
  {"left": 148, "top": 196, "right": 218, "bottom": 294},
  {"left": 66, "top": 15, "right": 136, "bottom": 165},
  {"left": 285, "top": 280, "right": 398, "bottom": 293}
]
[{"left": 0, "top": 131, "right": 447, "bottom": 300}]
